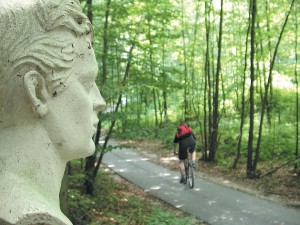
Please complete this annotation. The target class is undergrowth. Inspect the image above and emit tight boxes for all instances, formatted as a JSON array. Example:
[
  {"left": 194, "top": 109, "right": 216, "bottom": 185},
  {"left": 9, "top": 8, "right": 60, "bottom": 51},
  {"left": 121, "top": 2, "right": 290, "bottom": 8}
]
[
  {"left": 112, "top": 120, "right": 299, "bottom": 170},
  {"left": 67, "top": 160, "right": 203, "bottom": 225}
]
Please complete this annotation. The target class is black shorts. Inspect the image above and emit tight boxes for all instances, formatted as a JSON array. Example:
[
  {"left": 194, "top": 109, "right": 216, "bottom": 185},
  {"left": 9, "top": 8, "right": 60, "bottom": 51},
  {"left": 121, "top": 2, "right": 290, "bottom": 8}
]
[{"left": 179, "top": 144, "right": 195, "bottom": 160}]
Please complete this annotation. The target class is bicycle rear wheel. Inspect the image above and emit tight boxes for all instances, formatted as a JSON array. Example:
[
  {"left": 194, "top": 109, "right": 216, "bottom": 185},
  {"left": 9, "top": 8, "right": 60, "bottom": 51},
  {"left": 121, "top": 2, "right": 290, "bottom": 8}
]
[{"left": 188, "top": 165, "right": 194, "bottom": 188}]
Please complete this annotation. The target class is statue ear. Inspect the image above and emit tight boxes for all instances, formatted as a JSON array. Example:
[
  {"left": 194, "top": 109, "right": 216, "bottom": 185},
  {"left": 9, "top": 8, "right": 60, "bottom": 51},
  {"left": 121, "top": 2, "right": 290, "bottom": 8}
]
[{"left": 24, "top": 71, "right": 49, "bottom": 118}]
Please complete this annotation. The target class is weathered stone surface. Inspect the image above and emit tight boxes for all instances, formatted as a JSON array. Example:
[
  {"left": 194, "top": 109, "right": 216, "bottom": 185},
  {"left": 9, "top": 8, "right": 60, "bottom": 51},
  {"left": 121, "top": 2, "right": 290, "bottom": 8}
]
[{"left": 0, "top": 1, "right": 105, "bottom": 224}]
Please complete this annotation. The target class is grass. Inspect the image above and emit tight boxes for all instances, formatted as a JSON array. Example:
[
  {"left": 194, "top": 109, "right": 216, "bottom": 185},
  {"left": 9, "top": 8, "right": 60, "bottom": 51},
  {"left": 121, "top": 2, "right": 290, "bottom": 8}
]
[{"left": 67, "top": 160, "right": 205, "bottom": 225}]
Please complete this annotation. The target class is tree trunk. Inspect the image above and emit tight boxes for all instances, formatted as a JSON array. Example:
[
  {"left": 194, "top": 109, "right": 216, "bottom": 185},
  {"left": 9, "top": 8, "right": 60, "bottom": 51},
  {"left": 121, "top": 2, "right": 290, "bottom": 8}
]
[
  {"left": 265, "top": 0, "right": 273, "bottom": 126},
  {"left": 295, "top": 5, "right": 299, "bottom": 171},
  {"left": 146, "top": 15, "right": 158, "bottom": 126},
  {"left": 180, "top": 0, "right": 189, "bottom": 122},
  {"left": 208, "top": 0, "right": 223, "bottom": 161},
  {"left": 190, "top": 1, "right": 200, "bottom": 118},
  {"left": 203, "top": 0, "right": 212, "bottom": 161},
  {"left": 87, "top": 43, "right": 135, "bottom": 195},
  {"left": 247, "top": 0, "right": 256, "bottom": 178},
  {"left": 101, "top": 0, "right": 111, "bottom": 83},
  {"left": 84, "top": 0, "right": 110, "bottom": 195},
  {"left": 161, "top": 19, "right": 168, "bottom": 122},
  {"left": 153, "top": 89, "right": 158, "bottom": 126},
  {"left": 83, "top": 122, "right": 101, "bottom": 194}
]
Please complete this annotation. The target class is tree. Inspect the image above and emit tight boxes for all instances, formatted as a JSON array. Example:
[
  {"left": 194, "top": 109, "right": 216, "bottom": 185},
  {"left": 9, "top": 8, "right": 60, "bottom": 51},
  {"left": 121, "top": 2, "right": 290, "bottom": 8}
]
[
  {"left": 203, "top": 0, "right": 212, "bottom": 161},
  {"left": 208, "top": 0, "right": 224, "bottom": 161},
  {"left": 294, "top": 2, "right": 299, "bottom": 172},
  {"left": 246, "top": 0, "right": 257, "bottom": 178},
  {"left": 77, "top": 0, "right": 102, "bottom": 195}
]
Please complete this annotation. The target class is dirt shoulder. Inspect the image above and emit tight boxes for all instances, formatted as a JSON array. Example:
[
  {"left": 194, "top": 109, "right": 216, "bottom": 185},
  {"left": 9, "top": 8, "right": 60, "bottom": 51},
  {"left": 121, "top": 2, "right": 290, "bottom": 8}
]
[{"left": 116, "top": 139, "right": 300, "bottom": 209}]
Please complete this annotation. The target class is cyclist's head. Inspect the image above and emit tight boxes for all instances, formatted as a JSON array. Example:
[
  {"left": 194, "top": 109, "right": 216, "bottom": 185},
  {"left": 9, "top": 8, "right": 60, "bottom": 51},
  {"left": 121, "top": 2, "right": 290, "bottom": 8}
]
[{"left": 177, "top": 122, "right": 186, "bottom": 133}]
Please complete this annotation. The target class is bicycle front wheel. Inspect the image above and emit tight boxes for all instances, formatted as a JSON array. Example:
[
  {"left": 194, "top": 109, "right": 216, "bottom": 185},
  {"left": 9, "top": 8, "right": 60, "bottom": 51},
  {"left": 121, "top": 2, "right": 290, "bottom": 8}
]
[{"left": 188, "top": 166, "right": 194, "bottom": 188}]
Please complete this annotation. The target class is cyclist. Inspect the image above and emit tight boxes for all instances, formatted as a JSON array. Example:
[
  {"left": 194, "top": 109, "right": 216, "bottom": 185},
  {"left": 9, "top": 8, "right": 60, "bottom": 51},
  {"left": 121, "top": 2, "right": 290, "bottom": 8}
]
[{"left": 173, "top": 122, "right": 196, "bottom": 184}]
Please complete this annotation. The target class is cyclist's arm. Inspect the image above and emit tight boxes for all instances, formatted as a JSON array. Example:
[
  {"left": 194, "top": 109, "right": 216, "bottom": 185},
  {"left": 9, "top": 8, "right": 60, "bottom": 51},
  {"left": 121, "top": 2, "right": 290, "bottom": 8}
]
[
  {"left": 192, "top": 132, "right": 196, "bottom": 140},
  {"left": 173, "top": 135, "right": 179, "bottom": 155},
  {"left": 173, "top": 143, "right": 178, "bottom": 155}
]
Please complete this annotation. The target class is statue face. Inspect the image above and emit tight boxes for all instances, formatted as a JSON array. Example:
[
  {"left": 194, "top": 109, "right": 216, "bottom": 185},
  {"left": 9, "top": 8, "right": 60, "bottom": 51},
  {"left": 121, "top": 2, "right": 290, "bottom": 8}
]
[
  {"left": 0, "top": 0, "right": 104, "bottom": 160},
  {"left": 44, "top": 35, "right": 105, "bottom": 160}
]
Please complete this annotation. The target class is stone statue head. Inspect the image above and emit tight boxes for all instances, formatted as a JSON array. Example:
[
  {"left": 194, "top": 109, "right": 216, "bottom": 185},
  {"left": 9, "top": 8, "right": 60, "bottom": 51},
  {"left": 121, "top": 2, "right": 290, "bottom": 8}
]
[
  {"left": 0, "top": 0, "right": 105, "bottom": 160},
  {"left": 0, "top": 0, "right": 105, "bottom": 224}
]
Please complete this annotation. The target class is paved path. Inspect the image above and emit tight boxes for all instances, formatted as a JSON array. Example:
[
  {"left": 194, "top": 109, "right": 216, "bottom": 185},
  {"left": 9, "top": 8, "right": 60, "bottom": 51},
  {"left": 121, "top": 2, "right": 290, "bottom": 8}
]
[{"left": 102, "top": 143, "right": 300, "bottom": 225}]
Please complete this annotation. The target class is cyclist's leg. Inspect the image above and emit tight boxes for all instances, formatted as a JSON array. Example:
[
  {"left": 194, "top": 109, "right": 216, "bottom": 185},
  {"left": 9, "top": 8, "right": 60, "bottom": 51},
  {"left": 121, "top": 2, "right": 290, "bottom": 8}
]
[
  {"left": 178, "top": 160, "right": 186, "bottom": 183},
  {"left": 179, "top": 160, "right": 185, "bottom": 177},
  {"left": 191, "top": 150, "right": 196, "bottom": 161},
  {"left": 179, "top": 147, "right": 188, "bottom": 183},
  {"left": 188, "top": 145, "right": 196, "bottom": 168}
]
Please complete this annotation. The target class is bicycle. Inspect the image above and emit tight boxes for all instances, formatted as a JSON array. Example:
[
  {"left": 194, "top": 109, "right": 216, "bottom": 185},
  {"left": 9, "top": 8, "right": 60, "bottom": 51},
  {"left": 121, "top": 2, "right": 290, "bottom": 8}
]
[
  {"left": 184, "top": 154, "right": 194, "bottom": 189},
  {"left": 174, "top": 148, "right": 195, "bottom": 188}
]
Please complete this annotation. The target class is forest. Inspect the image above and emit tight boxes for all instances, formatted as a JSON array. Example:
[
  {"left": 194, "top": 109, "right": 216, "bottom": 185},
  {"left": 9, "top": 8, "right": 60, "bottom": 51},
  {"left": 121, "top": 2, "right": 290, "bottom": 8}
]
[
  {"left": 62, "top": 0, "right": 300, "bottom": 223},
  {"left": 72, "top": 0, "right": 299, "bottom": 200},
  {"left": 79, "top": 0, "right": 299, "bottom": 178}
]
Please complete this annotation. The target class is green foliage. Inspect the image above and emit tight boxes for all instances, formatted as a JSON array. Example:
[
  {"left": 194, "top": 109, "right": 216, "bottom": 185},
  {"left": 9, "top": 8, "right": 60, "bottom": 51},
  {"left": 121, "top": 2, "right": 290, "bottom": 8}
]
[
  {"left": 68, "top": 172, "right": 94, "bottom": 225},
  {"left": 113, "top": 121, "right": 178, "bottom": 146},
  {"left": 89, "top": 0, "right": 299, "bottom": 175}
]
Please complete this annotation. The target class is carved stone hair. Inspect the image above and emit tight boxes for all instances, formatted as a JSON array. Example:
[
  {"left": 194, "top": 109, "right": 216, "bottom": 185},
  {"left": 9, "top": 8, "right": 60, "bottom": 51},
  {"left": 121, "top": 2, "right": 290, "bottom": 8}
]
[
  {"left": 0, "top": 0, "right": 92, "bottom": 73},
  {"left": 0, "top": 0, "right": 93, "bottom": 117}
]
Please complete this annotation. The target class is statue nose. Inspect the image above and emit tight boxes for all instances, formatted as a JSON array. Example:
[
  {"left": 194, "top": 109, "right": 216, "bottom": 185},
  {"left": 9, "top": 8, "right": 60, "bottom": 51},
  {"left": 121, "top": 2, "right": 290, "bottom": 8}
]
[{"left": 91, "top": 84, "right": 106, "bottom": 112}]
